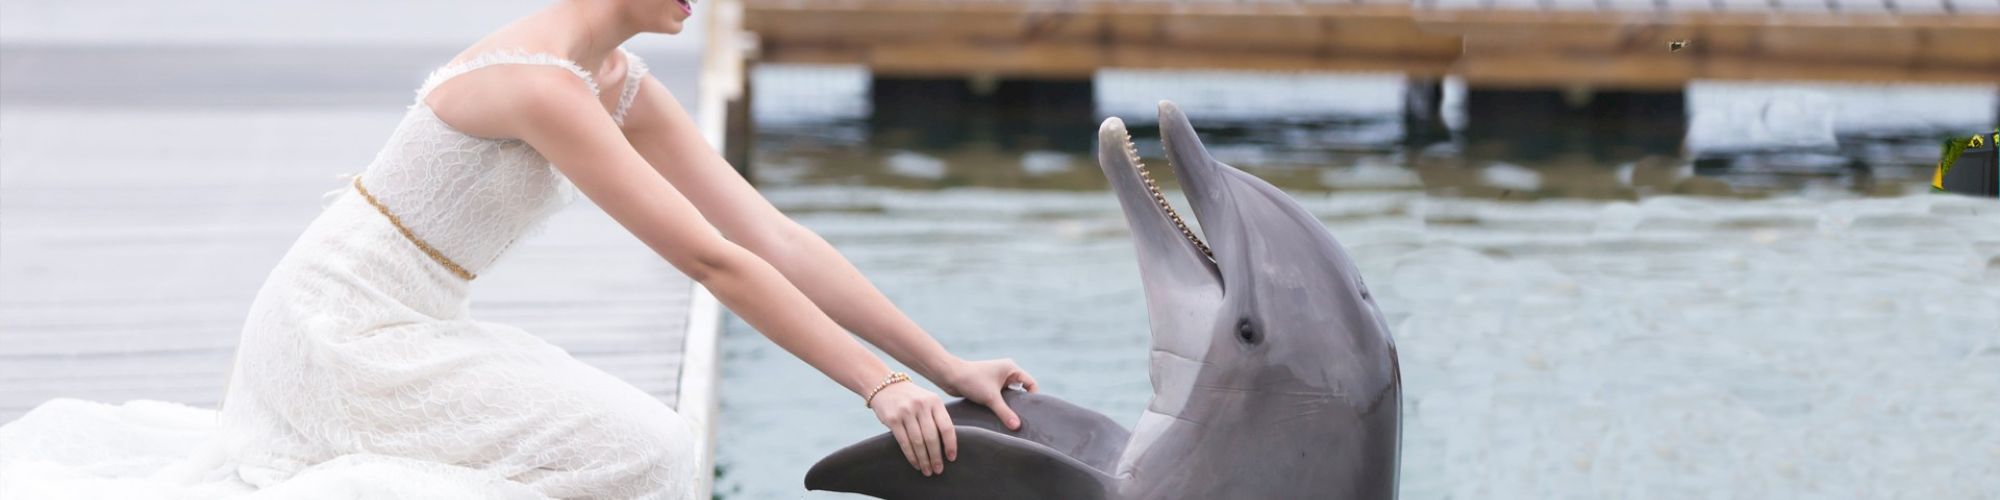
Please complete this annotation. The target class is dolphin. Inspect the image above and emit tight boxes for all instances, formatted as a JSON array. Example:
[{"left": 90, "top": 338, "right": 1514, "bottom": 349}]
[{"left": 805, "top": 100, "right": 1403, "bottom": 499}]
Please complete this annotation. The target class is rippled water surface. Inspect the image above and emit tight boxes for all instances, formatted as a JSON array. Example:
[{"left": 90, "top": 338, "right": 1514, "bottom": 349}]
[
  {"left": 718, "top": 186, "right": 2000, "bottom": 499},
  {"left": 714, "top": 69, "right": 2000, "bottom": 500}
]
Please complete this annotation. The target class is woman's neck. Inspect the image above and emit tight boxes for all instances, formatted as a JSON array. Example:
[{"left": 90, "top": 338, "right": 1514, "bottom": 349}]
[{"left": 521, "top": 0, "right": 640, "bottom": 77}]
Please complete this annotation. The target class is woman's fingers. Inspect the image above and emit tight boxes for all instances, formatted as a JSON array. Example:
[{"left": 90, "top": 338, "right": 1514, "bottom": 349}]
[
  {"left": 872, "top": 385, "right": 964, "bottom": 477},
  {"left": 888, "top": 419, "right": 918, "bottom": 472},
  {"left": 905, "top": 415, "right": 932, "bottom": 476},
  {"left": 918, "top": 407, "right": 943, "bottom": 475},
  {"left": 1013, "top": 367, "right": 1039, "bottom": 393},
  {"left": 988, "top": 393, "right": 1023, "bottom": 430},
  {"left": 934, "top": 404, "right": 959, "bottom": 462}
]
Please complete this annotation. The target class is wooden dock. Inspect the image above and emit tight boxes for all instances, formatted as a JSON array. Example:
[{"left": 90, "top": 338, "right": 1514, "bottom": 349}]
[
  {"left": 0, "top": 11, "right": 729, "bottom": 499},
  {"left": 741, "top": 0, "right": 2000, "bottom": 87}
]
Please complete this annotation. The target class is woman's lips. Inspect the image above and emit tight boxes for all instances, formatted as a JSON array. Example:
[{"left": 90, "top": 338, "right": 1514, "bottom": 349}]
[{"left": 677, "top": 0, "right": 693, "bottom": 16}]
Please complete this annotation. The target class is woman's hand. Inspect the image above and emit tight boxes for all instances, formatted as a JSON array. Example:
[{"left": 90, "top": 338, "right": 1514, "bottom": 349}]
[
  {"left": 935, "top": 358, "right": 1040, "bottom": 431},
  {"left": 868, "top": 381, "right": 956, "bottom": 476}
]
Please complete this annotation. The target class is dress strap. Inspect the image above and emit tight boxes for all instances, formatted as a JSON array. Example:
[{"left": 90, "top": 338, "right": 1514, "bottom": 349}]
[
  {"left": 610, "top": 46, "right": 650, "bottom": 126},
  {"left": 413, "top": 47, "right": 601, "bottom": 104}
]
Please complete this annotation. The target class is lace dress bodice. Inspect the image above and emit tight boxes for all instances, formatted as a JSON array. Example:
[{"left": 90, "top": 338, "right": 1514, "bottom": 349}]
[{"left": 319, "top": 46, "right": 650, "bottom": 278}]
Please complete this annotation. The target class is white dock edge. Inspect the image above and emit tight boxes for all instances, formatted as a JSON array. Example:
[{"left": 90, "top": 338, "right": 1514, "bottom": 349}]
[
  {"left": 676, "top": 285, "right": 722, "bottom": 499},
  {"left": 680, "top": 1, "right": 750, "bottom": 498}
]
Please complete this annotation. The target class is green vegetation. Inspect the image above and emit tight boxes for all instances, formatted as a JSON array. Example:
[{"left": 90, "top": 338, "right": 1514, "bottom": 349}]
[{"left": 1933, "top": 131, "right": 1997, "bottom": 193}]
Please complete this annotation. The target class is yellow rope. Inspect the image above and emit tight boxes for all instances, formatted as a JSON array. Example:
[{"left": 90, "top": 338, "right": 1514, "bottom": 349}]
[{"left": 350, "top": 175, "right": 477, "bottom": 281}]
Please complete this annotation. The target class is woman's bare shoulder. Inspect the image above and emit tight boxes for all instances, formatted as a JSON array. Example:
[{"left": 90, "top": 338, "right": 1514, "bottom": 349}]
[
  {"left": 424, "top": 64, "right": 609, "bottom": 141},
  {"left": 612, "top": 72, "right": 691, "bottom": 136}
]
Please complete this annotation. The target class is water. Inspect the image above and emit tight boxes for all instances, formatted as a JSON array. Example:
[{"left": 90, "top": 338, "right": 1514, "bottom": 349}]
[{"left": 714, "top": 67, "right": 2000, "bottom": 499}]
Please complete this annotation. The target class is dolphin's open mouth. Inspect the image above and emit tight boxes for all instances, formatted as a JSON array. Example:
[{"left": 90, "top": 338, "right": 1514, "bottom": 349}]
[
  {"left": 1096, "top": 112, "right": 1225, "bottom": 292},
  {"left": 1118, "top": 122, "right": 1212, "bottom": 261}
]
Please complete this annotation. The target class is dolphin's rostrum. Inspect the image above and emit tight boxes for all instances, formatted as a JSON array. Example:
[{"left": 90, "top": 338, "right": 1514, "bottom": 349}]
[{"left": 805, "top": 100, "right": 1403, "bottom": 500}]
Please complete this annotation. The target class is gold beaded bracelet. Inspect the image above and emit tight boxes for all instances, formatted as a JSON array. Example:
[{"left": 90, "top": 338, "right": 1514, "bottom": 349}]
[{"left": 863, "top": 371, "right": 911, "bottom": 409}]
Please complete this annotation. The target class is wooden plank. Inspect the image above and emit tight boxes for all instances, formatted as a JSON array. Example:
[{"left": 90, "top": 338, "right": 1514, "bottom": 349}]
[
  {"left": 758, "top": 40, "right": 1459, "bottom": 77},
  {"left": 1455, "top": 22, "right": 1697, "bottom": 53},
  {"left": 1754, "top": 26, "right": 1922, "bottom": 60},
  {"left": 1322, "top": 18, "right": 1469, "bottom": 56},
  {"left": 1158, "top": 14, "right": 1327, "bottom": 50},
  {"left": 747, "top": 0, "right": 2000, "bottom": 25},
  {"left": 744, "top": 0, "right": 2000, "bottom": 86},
  {"left": 1454, "top": 53, "right": 1700, "bottom": 88},
  {"left": 1412, "top": 8, "right": 2000, "bottom": 28},
  {"left": 1106, "top": 44, "right": 1459, "bottom": 75},
  {"left": 745, "top": 10, "right": 1104, "bottom": 43},
  {"left": 868, "top": 43, "right": 1106, "bottom": 77},
  {"left": 749, "top": 8, "right": 1425, "bottom": 47},
  {"left": 1924, "top": 27, "right": 2000, "bottom": 64}
]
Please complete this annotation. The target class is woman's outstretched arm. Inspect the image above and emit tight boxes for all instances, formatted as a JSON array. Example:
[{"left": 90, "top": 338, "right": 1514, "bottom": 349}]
[
  {"left": 494, "top": 67, "right": 956, "bottom": 476},
  {"left": 618, "top": 74, "right": 1040, "bottom": 428}
]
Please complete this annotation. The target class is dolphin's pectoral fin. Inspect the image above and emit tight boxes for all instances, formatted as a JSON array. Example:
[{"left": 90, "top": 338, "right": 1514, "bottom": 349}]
[
  {"left": 943, "top": 390, "right": 1131, "bottom": 473},
  {"left": 804, "top": 391, "right": 1129, "bottom": 499},
  {"left": 804, "top": 426, "right": 1117, "bottom": 500}
]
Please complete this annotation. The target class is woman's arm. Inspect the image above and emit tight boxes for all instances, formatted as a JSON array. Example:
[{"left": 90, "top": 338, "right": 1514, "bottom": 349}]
[
  {"left": 495, "top": 68, "right": 956, "bottom": 475},
  {"left": 618, "top": 74, "right": 1039, "bottom": 426},
  {"left": 616, "top": 76, "right": 958, "bottom": 376}
]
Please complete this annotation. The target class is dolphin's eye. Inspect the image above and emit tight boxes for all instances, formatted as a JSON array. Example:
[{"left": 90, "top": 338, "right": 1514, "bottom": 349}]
[{"left": 1236, "top": 318, "right": 1259, "bottom": 345}]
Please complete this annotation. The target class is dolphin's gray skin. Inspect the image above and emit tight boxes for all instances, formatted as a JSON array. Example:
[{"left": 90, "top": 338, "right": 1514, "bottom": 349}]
[
  {"left": 806, "top": 100, "right": 1403, "bottom": 499},
  {"left": 805, "top": 393, "right": 1124, "bottom": 499}
]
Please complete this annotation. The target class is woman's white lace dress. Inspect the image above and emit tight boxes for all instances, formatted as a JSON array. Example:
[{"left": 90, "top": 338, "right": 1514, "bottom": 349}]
[{"left": 0, "top": 46, "right": 700, "bottom": 500}]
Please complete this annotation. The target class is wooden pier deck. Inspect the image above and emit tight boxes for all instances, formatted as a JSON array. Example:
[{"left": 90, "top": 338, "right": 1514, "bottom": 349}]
[
  {"left": 741, "top": 0, "right": 2000, "bottom": 87},
  {"left": 0, "top": 9, "right": 729, "bottom": 498}
]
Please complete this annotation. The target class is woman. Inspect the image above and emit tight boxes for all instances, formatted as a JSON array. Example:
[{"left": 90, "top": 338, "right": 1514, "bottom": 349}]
[{"left": 215, "top": 0, "right": 1038, "bottom": 497}]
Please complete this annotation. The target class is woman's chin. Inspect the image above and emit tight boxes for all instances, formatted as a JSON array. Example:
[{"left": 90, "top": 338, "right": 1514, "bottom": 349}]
[{"left": 654, "top": 19, "right": 685, "bottom": 35}]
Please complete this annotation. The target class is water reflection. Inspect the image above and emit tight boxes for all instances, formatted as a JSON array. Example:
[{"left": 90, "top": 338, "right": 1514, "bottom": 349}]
[
  {"left": 748, "top": 67, "right": 1993, "bottom": 198},
  {"left": 755, "top": 115, "right": 1939, "bottom": 199}
]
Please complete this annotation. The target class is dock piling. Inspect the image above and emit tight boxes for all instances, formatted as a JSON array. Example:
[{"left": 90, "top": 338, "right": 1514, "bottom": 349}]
[{"left": 1404, "top": 78, "right": 1451, "bottom": 145}]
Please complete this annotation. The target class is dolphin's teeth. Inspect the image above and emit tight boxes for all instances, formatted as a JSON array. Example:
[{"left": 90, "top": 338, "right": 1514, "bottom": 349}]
[
  {"left": 1110, "top": 119, "right": 1211, "bottom": 259},
  {"left": 1144, "top": 129, "right": 1214, "bottom": 260}
]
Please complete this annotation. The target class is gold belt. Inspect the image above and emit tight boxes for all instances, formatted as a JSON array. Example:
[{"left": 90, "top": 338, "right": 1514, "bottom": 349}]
[{"left": 349, "top": 175, "right": 478, "bottom": 281}]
